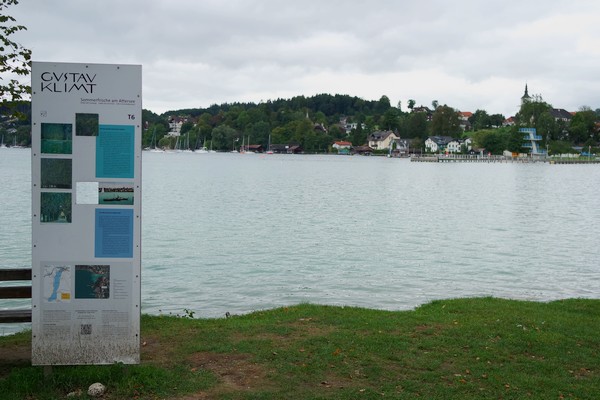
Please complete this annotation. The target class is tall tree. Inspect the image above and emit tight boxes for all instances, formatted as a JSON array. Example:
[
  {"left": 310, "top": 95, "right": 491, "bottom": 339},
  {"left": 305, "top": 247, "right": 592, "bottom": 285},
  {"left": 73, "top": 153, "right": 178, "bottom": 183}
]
[
  {"left": 472, "top": 128, "right": 510, "bottom": 155},
  {"left": 211, "top": 124, "right": 238, "bottom": 151},
  {"left": 407, "top": 99, "right": 416, "bottom": 111},
  {"left": 507, "top": 126, "right": 525, "bottom": 153},
  {"left": 375, "top": 95, "right": 391, "bottom": 114},
  {"left": 489, "top": 113, "right": 505, "bottom": 128},
  {"left": 350, "top": 122, "right": 366, "bottom": 146},
  {"left": 381, "top": 108, "right": 400, "bottom": 131},
  {"left": 469, "top": 109, "right": 491, "bottom": 131},
  {"left": 0, "top": 0, "right": 31, "bottom": 112},
  {"left": 569, "top": 107, "right": 597, "bottom": 144},
  {"left": 406, "top": 112, "right": 428, "bottom": 140},
  {"left": 431, "top": 105, "right": 461, "bottom": 136}
]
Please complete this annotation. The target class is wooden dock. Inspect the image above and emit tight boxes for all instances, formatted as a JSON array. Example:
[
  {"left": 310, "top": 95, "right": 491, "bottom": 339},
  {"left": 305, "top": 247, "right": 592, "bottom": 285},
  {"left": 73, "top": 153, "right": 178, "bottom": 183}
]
[
  {"left": 411, "top": 155, "right": 542, "bottom": 163},
  {"left": 410, "top": 155, "right": 599, "bottom": 164}
]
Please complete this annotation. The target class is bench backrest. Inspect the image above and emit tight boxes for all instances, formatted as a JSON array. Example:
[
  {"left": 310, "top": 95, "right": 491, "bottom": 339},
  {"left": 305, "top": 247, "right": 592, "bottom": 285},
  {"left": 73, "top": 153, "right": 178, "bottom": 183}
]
[{"left": 0, "top": 268, "right": 32, "bottom": 323}]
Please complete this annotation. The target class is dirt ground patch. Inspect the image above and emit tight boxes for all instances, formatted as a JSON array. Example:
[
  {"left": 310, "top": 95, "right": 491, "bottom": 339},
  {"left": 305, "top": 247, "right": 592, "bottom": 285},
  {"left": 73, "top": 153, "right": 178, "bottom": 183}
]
[
  {"left": 0, "top": 343, "right": 30, "bottom": 378},
  {"left": 182, "top": 352, "right": 273, "bottom": 398}
]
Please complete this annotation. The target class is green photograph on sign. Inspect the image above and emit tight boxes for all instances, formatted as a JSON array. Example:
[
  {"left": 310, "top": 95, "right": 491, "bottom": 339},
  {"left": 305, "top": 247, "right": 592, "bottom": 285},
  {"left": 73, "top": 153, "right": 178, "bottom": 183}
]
[
  {"left": 41, "top": 158, "right": 72, "bottom": 189},
  {"left": 41, "top": 123, "right": 72, "bottom": 154},
  {"left": 40, "top": 192, "right": 72, "bottom": 223},
  {"left": 76, "top": 113, "right": 99, "bottom": 136}
]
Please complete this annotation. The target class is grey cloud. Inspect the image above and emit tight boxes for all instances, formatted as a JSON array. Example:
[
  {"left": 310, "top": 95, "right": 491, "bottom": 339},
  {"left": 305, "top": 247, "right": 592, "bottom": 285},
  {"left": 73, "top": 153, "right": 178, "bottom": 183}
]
[{"left": 8, "top": 0, "right": 600, "bottom": 115}]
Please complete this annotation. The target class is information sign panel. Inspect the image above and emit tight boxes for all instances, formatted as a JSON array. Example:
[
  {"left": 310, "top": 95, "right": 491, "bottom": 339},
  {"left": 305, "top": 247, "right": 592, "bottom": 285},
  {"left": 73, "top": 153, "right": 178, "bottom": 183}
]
[{"left": 31, "top": 62, "right": 141, "bottom": 365}]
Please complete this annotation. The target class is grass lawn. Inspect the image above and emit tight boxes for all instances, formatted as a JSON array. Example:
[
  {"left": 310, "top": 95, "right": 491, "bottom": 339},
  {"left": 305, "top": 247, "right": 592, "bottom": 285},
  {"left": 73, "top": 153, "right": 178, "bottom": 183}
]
[{"left": 0, "top": 297, "right": 598, "bottom": 399}]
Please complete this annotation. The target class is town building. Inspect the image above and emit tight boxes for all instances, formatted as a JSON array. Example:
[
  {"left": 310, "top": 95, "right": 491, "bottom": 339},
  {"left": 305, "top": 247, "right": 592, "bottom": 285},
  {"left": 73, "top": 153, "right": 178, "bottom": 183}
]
[
  {"left": 367, "top": 130, "right": 399, "bottom": 150},
  {"left": 425, "top": 136, "right": 453, "bottom": 153}
]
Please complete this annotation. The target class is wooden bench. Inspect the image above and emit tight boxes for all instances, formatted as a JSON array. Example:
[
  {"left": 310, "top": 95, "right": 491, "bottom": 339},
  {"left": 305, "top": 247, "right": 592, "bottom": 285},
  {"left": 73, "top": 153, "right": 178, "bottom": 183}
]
[{"left": 0, "top": 268, "right": 32, "bottom": 323}]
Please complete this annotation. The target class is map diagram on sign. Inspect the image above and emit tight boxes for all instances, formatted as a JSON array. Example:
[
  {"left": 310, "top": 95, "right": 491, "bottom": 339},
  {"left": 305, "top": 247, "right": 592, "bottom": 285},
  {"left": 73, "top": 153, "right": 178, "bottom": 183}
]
[{"left": 44, "top": 265, "right": 72, "bottom": 303}]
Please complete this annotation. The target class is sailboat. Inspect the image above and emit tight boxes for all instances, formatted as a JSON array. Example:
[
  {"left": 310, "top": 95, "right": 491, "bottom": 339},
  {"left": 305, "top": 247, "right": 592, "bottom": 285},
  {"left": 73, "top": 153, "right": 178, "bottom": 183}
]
[
  {"left": 266, "top": 134, "right": 274, "bottom": 154},
  {"left": 195, "top": 137, "right": 208, "bottom": 154},
  {"left": 0, "top": 135, "right": 7, "bottom": 149},
  {"left": 12, "top": 136, "right": 23, "bottom": 149},
  {"left": 167, "top": 136, "right": 182, "bottom": 153},
  {"left": 182, "top": 132, "right": 193, "bottom": 153},
  {"left": 148, "top": 127, "right": 164, "bottom": 152},
  {"left": 208, "top": 140, "right": 216, "bottom": 153},
  {"left": 244, "top": 135, "right": 255, "bottom": 154}
]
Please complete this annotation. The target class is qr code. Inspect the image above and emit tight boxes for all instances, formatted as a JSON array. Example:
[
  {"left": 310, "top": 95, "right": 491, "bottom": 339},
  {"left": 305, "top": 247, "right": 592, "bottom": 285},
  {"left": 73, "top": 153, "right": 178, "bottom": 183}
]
[{"left": 80, "top": 324, "right": 92, "bottom": 335}]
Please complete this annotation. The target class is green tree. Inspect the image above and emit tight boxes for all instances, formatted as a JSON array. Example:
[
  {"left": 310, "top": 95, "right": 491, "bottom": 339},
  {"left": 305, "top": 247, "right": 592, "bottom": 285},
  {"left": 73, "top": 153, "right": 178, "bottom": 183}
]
[
  {"left": 431, "top": 105, "right": 461, "bottom": 136},
  {"left": 314, "top": 111, "right": 327, "bottom": 125},
  {"left": 211, "top": 124, "right": 238, "bottom": 151},
  {"left": 489, "top": 113, "right": 505, "bottom": 128},
  {"left": 180, "top": 121, "right": 194, "bottom": 135},
  {"left": 364, "top": 115, "right": 377, "bottom": 133},
  {"left": 407, "top": 99, "right": 416, "bottom": 110},
  {"left": 472, "top": 129, "right": 509, "bottom": 155},
  {"left": 569, "top": 108, "right": 597, "bottom": 144},
  {"left": 142, "top": 123, "right": 168, "bottom": 148},
  {"left": 244, "top": 121, "right": 271, "bottom": 148},
  {"left": 536, "top": 111, "right": 556, "bottom": 146},
  {"left": 406, "top": 112, "right": 428, "bottom": 140},
  {"left": 506, "top": 126, "right": 525, "bottom": 153},
  {"left": 469, "top": 109, "right": 491, "bottom": 131},
  {"left": 0, "top": 0, "right": 31, "bottom": 114},
  {"left": 292, "top": 118, "right": 314, "bottom": 147},
  {"left": 381, "top": 108, "right": 400, "bottom": 131},
  {"left": 328, "top": 124, "right": 345, "bottom": 140},
  {"left": 375, "top": 95, "right": 391, "bottom": 114},
  {"left": 270, "top": 125, "right": 289, "bottom": 145},
  {"left": 350, "top": 122, "right": 366, "bottom": 146},
  {"left": 548, "top": 140, "right": 575, "bottom": 155}
]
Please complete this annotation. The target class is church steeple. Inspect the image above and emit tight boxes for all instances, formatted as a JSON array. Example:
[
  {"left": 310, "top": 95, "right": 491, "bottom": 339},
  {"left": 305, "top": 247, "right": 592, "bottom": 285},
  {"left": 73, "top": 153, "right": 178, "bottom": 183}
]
[{"left": 521, "top": 83, "right": 531, "bottom": 104}]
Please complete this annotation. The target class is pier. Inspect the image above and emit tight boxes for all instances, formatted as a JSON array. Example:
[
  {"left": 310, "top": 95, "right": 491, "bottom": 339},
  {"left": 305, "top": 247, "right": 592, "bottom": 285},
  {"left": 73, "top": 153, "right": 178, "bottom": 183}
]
[{"left": 410, "top": 154, "right": 600, "bottom": 164}]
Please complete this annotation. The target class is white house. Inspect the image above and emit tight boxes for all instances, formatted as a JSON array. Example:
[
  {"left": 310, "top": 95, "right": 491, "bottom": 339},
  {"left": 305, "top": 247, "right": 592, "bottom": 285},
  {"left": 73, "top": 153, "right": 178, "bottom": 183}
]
[
  {"left": 425, "top": 136, "right": 453, "bottom": 153},
  {"left": 168, "top": 116, "right": 195, "bottom": 137},
  {"left": 446, "top": 138, "right": 473, "bottom": 153},
  {"left": 391, "top": 138, "right": 410, "bottom": 156},
  {"left": 332, "top": 141, "right": 352, "bottom": 150},
  {"left": 339, "top": 117, "right": 366, "bottom": 134},
  {"left": 446, "top": 139, "right": 462, "bottom": 153}
]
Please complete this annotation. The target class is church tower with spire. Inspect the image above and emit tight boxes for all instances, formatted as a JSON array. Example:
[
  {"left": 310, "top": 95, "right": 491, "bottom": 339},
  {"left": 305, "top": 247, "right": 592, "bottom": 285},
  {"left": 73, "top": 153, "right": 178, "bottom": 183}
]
[{"left": 521, "top": 83, "right": 531, "bottom": 105}]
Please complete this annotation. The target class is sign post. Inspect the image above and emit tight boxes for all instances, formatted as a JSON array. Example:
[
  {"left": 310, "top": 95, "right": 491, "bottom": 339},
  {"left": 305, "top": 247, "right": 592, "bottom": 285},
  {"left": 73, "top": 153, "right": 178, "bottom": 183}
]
[{"left": 31, "top": 62, "right": 142, "bottom": 365}]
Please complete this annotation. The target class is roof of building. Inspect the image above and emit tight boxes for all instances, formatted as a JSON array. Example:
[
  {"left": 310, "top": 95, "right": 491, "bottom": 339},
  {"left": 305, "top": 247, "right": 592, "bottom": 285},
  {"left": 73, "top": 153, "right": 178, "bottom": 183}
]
[
  {"left": 412, "top": 106, "right": 433, "bottom": 114},
  {"left": 427, "top": 136, "right": 454, "bottom": 145},
  {"left": 353, "top": 145, "right": 373, "bottom": 152},
  {"left": 549, "top": 108, "right": 573, "bottom": 120},
  {"left": 368, "top": 130, "right": 396, "bottom": 141}
]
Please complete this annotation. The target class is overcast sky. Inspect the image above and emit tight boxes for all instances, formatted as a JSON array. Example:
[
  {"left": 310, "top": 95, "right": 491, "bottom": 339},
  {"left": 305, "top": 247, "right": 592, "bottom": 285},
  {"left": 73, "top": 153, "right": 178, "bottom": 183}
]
[{"left": 9, "top": 0, "right": 600, "bottom": 117}]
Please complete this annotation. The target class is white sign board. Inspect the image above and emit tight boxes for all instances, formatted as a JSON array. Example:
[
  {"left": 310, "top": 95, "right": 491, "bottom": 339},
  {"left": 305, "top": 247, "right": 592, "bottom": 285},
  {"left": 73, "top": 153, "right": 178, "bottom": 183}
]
[{"left": 31, "top": 62, "right": 142, "bottom": 365}]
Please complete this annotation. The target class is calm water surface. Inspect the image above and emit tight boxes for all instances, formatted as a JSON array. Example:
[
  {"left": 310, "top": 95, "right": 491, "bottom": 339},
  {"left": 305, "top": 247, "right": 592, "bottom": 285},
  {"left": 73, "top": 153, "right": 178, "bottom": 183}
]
[{"left": 1, "top": 149, "right": 599, "bottom": 333}]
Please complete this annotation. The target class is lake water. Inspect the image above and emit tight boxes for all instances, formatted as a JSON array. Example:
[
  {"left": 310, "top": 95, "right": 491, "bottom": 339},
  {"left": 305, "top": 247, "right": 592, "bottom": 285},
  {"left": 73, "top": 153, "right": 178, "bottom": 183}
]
[{"left": 1, "top": 149, "right": 599, "bottom": 334}]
